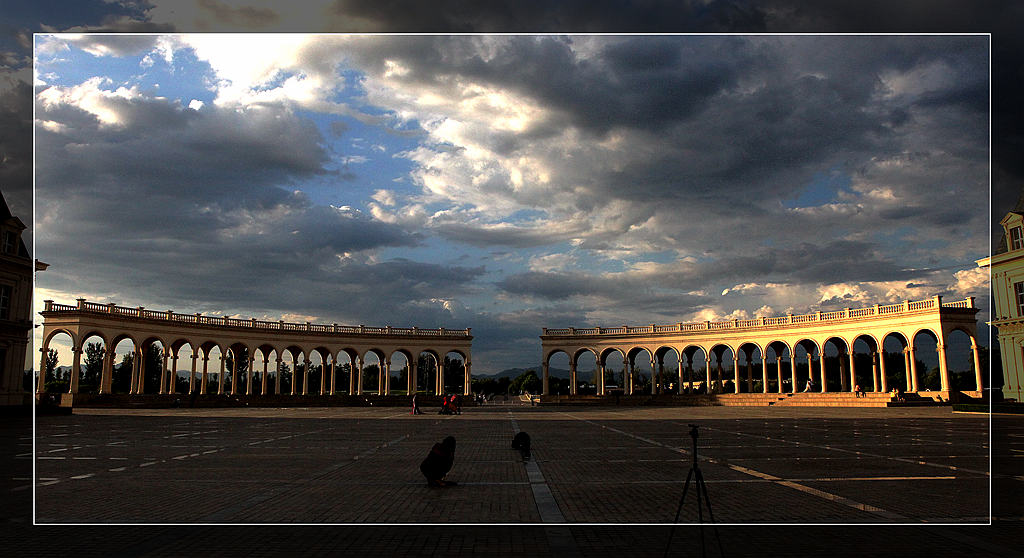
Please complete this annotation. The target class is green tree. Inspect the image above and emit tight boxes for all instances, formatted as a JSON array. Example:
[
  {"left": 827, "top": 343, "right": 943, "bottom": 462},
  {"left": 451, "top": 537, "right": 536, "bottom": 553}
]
[
  {"left": 83, "top": 342, "right": 104, "bottom": 393},
  {"left": 113, "top": 352, "right": 133, "bottom": 394},
  {"left": 511, "top": 370, "right": 541, "bottom": 394},
  {"left": 45, "top": 349, "right": 58, "bottom": 381},
  {"left": 224, "top": 347, "right": 249, "bottom": 391}
]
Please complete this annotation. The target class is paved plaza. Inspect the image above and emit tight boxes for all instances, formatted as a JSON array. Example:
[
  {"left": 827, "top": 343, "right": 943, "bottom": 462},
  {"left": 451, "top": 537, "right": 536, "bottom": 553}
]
[{"left": 4, "top": 405, "right": 1023, "bottom": 556}]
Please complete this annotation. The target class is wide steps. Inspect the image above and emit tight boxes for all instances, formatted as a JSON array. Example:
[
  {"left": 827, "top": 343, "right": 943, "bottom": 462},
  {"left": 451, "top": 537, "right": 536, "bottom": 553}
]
[{"left": 715, "top": 392, "right": 929, "bottom": 408}]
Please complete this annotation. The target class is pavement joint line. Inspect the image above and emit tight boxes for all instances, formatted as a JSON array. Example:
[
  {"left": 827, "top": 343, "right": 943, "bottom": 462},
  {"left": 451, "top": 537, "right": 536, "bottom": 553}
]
[
  {"left": 70, "top": 474, "right": 95, "bottom": 480},
  {"left": 558, "top": 411, "right": 907, "bottom": 522},
  {"left": 201, "top": 432, "right": 410, "bottom": 521},
  {"left": 508, "top": 413, "right": 580, "bottom": 558},
  {"left": 694, "top": 423, "right": 993, "bottom": 478}
]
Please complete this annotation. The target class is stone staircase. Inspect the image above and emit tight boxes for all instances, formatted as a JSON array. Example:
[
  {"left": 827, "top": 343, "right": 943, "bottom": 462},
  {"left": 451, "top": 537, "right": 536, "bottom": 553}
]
[{"left": 714, "top": 392, "right": 940, "bottom": 407}]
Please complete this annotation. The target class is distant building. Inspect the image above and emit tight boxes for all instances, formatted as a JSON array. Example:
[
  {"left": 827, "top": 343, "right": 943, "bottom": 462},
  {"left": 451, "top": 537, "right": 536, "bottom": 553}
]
[
  {"left": 976, "top": 192, "right": 1024, "bottom": 401},
  {"left": 0, "top": 191, "right": 46, "bottom": 406}
]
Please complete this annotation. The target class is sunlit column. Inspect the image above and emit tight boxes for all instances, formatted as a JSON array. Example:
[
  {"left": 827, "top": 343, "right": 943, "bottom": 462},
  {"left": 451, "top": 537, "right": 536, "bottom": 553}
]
[
  {"left": 878, "top": 349, "right": 888, "bottom": 393},
  {"left": 971, "top": 340, "right": 983, "bottom": 392},
  {"left": 937, "top": 343, "right": 950, "bottom": 392},
  {"left": 625, "top": 359, "right": 633, "bottom": 395},
  {"left": 464, "top": 359, "right": 471, "bottom": 396},
  {"left": 100, "top": 348, "right": 114, "bottom": 394},
  {"left": 904, "top": 349, "right": 912, "bottom": 391},
  {"left": 435, "top": 355, "right": 443, "bottom": 395},
  {"left": 790, "top": 352, "right": 797, "bottom": 394},
  {"left": 217, "top": 353, "right": 225, "bottom": 395},
  {"left": 382, "top": 358, "right": 390, "bottom": 395},
  {"left": 761, "top": 353, "right": 769, "bottom": 394},
  {"left": 188, "top": 353, "right": 197, "bottom": 394},
  {"left": 705, "top": 356, "right": 713, "bottom": 394},
  {"left": 230, "top": 351, "right": 239, "bottom": 396},
  {"left": 677, "top": 355, "right": 685, "bottom": 395},
  {"left": 69, "top": 346, "right": 82, "bottom": 394},
  {"left": 169, "top": 353, "right": 178, "bottom": 395},
  {"left": 348, "top": 356, "right": 357, "bottom": 394},
  {"left": 651, "top": 358, "right": 658, "bottom": 395},
  {"left": 37, "top": 347, "right": 48, "bottom": 393},
  {"left": 733, "top": 355, "right": 740, "bottom": 394},
  {"left": 818, "top": 352, "right": 827, "bottom": 393},
  {"left": 870, "top": 351, "right": 879, "bottom": 392},
  {"left": 776, "top": 356, "right": 783, "bottom": 394},
  {"left": 598, "top": 361, "right": 606, "bottom": 395},
  {"left": 200, "top": 355, "right": 209, "bottom": 394},
  {"left": 848, "top": 351, "right": 857, "bottom": 392},
  {"left": 329, "top": 357, "right": 336, "bottom": 396}
]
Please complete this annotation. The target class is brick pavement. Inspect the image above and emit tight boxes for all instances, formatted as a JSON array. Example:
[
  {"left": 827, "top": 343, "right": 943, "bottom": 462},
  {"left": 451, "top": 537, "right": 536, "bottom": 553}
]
[{"left": 1, "top": 405, "right": 1020, "bottom": 556}]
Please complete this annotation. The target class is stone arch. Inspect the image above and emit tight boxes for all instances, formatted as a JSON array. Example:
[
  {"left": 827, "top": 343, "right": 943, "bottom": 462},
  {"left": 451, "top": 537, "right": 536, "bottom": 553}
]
[
  {"left": 167, "top": 339, "right": 195, "bottom": 395},
  {"left": 681, "top": 345, "right": 709, "bottom": 394},
  {"left": 626, "top": 346, "right": 654, "bottom": 395},
  {"left": 388, "top": 349, "right": 413, "bottom": 395},
  {"left": 879, "top": 332, "right": 911, "bottom": 395},
  {"left": 793, "top": 339, "right": 822, "bottom": 393},
  {"left": 851, "top": 334, "right": 882, "bottom": 393},
  {"left": 279, "top": 345, "right": 305, "bottom": 395},
  {"left": 415, "top": 350, "right": 441, "bottom": 395},
  {"left": 250, "top": 344, "right": 276, "bottom": 395},
  {"left": 440, "top": 350, "right": 469, "bottom": 396},
  {"left": 222, "top": 342, "right": 252, "bottom": 396},
  {"left": 361, "top": 349, "right": 386, "bottom": 395},
  {"left": 764, "top": 341, "right": 792, "bottom": 394},
  {"left": 654, "top": 346, "right": 681, "bottom": 394},
  {"left": 942, "top": 327, "right": 978, "bottom": 392},
  {"left": 600, "top": 347, "right": 626, "bottom": 393},
  {"left": 737, "top": 342, "right": 764, "bottom": 393},
  {"left": 75, "top": 332, "right": 108, "bottom": 395},
  {"left": 708, "top": 343, "right": 736, "bottom": 394},
  {"left": 38, "top": 329, "right": 75, "bottom": 394},
  {"left": 545, "top": 349, "right": 570, "bottom": 395},
  {"left": 573, "top": 348, "right": 599, "bottom": 395},
  {"left": 137, "top": 335, "right": 169, "bottom": 395},
  {"left": 822, "top": 336, "right": 852, "bottom": 393},
  {"left": 305, "top": 347, "right": 329, "bottom": 396},
  {"left": 109, "top": 334, "right": 140, "bottom": 395}
]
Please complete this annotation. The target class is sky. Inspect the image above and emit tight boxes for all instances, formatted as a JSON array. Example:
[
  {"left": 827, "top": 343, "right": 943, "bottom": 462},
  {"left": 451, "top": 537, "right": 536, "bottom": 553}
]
[{"left": 31, "top": 33, "right": 991, "bottom": 373}]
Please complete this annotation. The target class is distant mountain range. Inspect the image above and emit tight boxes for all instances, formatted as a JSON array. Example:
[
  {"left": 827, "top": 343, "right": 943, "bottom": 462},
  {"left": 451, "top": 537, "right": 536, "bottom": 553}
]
[{"left": 475, "top": 366, "right": 598, "bottom": 380}]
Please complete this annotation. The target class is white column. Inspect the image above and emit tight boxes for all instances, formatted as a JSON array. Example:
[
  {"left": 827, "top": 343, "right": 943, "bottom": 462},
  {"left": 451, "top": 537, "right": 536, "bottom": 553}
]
[
  {"left": 971, "top": 340, "right": 983, "bottom": 392},
  {"left": 356, "top": 356, "right": 365, "bottom": 395},
  {"left": 169, "top": 353, "right": 178, "bottom": 395},
  {"left": 761, "top": 354, "right": 769, "bottom": 393},
  {"left": 217, "top": 354, "right": 225, "bottom": 395},
  {"left": 871, "top": 351, "right": 879, "bottom": 392},
  {"left": 651, "top": 358, "right": 658, "bottom": 395},
  {"left": 200, "top": 355, "right": 209, "bottom": 394},
  {"left": 677, "top": 355, "right": 685, "bottom": 395},
  {"left": 246, "top": 352, "right": 255, "bottom": 395},
  {"left": 69, "top": 347, "right": 82, "bottom": 394},
  {"left": 705, "top": 356, "right": 713, "bottom": 394},
  {"left": 329, "top": 357, "right": 336, "bottom": 395},
  {"left": 878, "top": 350, "right": 888, "bottom": 393},
  {"left": 37, "top": 347, "right": 48, "bottom": 394},
  {"left": 230, "top": 351, "right": 239, "bottom": 396},
  {"left": 464, "top": 359, "right": 471, "bottom": 396},
  {"left": 937, "top": 343, "right": 950, "bottom": 392},
  {"left": 848, "top": 351, "right": 857, "bottom": 393},
  {"left": 776, "top": 356, "right": 783, "bottom": 394},
  {"left": 733, "top": 355, "right": 740, "bottom": 394},
  {"left": 189, "top": 353, "right": 197, "bottom": 394},
  {"left": 158, "top": 348, "right": 168, "bottom": 395},
  {"left": 818, "top": 352, "right": 827, "bottom": 393},
  {"left": 408, "top": 358, "right": 417, "bottom": 395},
  {"left": 301, "top": 354, "right": 309, "bottom": 395},
  {"left": 570, "top": 359, "right": 578, "bottom": 395}
]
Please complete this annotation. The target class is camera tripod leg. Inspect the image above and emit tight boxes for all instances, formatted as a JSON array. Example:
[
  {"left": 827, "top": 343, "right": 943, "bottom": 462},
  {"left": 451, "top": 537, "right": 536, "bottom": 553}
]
[{"left": 695, "top": 469, "right": 725, "bottom": 557}]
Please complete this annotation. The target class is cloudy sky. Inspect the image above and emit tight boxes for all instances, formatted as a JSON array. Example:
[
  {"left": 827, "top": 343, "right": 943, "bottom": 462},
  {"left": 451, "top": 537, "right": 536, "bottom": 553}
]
[{"left": 30, "top": 32, "right": 990, "bottom": 372}]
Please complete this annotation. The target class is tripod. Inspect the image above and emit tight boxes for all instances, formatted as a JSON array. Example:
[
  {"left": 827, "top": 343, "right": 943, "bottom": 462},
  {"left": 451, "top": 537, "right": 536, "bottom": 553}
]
[{"left": 664, "top": 424, "right": 724, "bottom": 558}]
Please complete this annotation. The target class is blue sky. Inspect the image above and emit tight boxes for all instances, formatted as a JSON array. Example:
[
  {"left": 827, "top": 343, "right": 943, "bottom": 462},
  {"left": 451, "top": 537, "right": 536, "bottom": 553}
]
[{"left": 33, "top": 34, "right": 990, "bottom": 373}]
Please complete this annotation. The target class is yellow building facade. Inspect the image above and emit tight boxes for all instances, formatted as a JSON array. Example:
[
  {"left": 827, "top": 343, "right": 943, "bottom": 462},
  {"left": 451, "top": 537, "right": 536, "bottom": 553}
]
[{"left": 976, "top": 206, "right": 1024, "bottom": 402}]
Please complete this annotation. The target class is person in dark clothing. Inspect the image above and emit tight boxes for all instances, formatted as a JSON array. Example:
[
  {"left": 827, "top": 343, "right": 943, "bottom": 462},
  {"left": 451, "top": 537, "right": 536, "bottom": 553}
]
[
  {"left": 411, "top": 394, "right": 422, "bottom": 415},
  {"left": 511, "top": 431, "right": 531, "bottom": 461},
  {"left": 420, "top": 436, "right": 457, "bottom": 487}
]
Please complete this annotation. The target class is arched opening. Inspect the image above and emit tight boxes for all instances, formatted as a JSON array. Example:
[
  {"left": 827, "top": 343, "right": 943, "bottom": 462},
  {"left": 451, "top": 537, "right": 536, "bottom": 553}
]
[
  {"left": 945, "top": 328, "right": 980, "bottom": 392},
  {"left": 416, "top": 351, "right": 440, "bottom": 394},
  {"left": 881, "top": 333, "right": 910, "bottom": 394},
  {"left": 169, "top": 340, "right": 195, "bottom": 395},
  {"left": 110, "top": 336, "right": 139, "bottom": 395},
  {"left": 388, "top": 350, "right": 411, "bottom": 395},
  {"left": 793, "top": 339, "right": 821, "bottom": 393},
  {"left": 361, "top": 350, "right": 383, "bottom": 395},
  {"left": 574, "top": 349, "right": 598, "bottom": 395},
  {"left": 280, "top": 346, "right": 302, "bottom": 395},
  {"left": 851, "top": 335, "right": 881, "bottom": 393},
  {"left": 138, "top": 337, "right": 167, "bottom": 395},
  {"left": 40, "top": 330, "right": 75, "bottom": 393},
  {"left": 737, "top": 343, "right": 763, "bottom": 393},
  {"left": 252, "top": 345, "right": 274, "bottom": 395},
  {"left": 442, "top": 351, "right": 467, "bottom": 395},
  {"left": 546, "top": 350, "right": 570, "bottom": 395},
  {"left": 626, "top": 347, "right": 653, "bottom": 395},
  {"left": 822, "top": 337, "right": 851, "bottom": 393},
  {"left": 601, "top": 348, "right": 625, "bottom": 395},
  {"left": 335, "top": 350, "right": 355, "bottom": 395},
  {"left": 200, "top": 344, "right": 224, "bottom": 395},
  {"left": 77, "top": 332, "right": 107, "bottom": 395},
  {"left": 709, "top": 344, "right": 736, "bottom": 394},
  {"left": 306, "top": 348, "right": 326, "bottom": 395},
  {"left": 681, "top": 346, "right": 708, "bottom": 394},
  {"left": 764, "top": 342, "right": 792, "bottom": 394},
  {"left": 224, "top": 343, "right": 250, "bottom": 395},
  {"left": 912, "top": 329, "right": 942, "bottom": 392},
  {"left": 652, "top": 346, "right": 679, "bottom": 394}
]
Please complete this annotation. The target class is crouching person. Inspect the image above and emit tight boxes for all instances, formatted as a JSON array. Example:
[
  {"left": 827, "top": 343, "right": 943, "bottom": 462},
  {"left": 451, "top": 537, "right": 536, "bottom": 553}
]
[{"left": 420, "top": 436, "right": 457, "bottom": 487}]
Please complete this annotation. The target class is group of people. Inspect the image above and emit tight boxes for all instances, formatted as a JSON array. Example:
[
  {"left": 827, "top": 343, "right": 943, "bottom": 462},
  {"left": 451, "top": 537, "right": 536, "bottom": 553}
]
[
  {"left": 410, "top": 393, "right": 461, "bottom": 415},
  {"left": 420, "top": 431, "right": 531, "bottom": 487}
]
